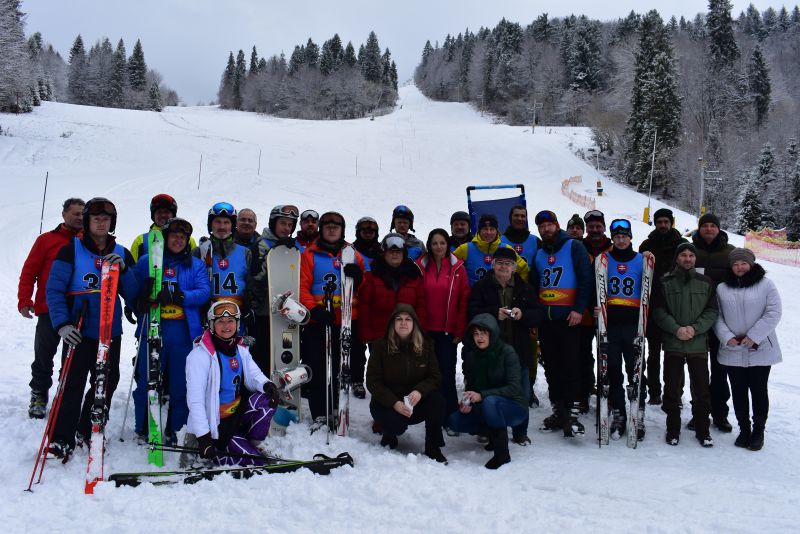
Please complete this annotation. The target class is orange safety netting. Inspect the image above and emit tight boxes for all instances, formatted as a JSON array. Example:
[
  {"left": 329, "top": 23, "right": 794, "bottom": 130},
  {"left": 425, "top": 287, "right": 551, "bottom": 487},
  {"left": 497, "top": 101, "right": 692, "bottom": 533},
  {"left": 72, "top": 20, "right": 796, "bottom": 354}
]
[
  {"left": 560, "top": 175, "right": 596, "bottom": 210},
  {"left": 744, "top": 228, "right": 800, "bottom": 267}
]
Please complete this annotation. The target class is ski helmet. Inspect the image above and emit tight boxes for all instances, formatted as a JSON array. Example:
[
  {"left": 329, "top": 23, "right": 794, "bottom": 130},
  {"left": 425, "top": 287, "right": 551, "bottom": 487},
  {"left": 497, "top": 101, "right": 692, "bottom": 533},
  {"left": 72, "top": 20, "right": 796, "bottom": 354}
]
[
  {"left": 207, "top": 300, "right": 241, "bottom": 324},
  {"left": 207, "top": 202, "right": 237, "bottom": 234},
  {"left": 319, "top": 211, "right": 346, "bottom": 233},
  {"left": 161, "top": 217, "right": 193, "bottom": 253},
  {"left": 268, "top": 204, "right": 299, "bottom": 234},
  {"left": 391, "top": 205, "right": 414, "bottom": 232},
  {"left": 356, "top": 216, "right": 379, "bottom": 239},
  {"left": 381, "top": 232, "right": 406, "bottom": 253},
  {"left": 83, "top": 197, "right": 117, "bottom": 233},
  {"left": 150, "top": 193, "right": 177, "bottom": 222}
]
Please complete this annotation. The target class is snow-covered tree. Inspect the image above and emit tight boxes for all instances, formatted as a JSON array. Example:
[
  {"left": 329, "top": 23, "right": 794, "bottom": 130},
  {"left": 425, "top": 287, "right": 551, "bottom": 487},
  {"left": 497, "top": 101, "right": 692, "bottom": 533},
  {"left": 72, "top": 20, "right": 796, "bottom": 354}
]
[
  {"left": 249, "top": 46, "right": 259, "bottom": 76},
  {"left": 747, "top": 45, "right": 770, "bottom": 128},
  {"left": 0, "top": 0, "right": 34, "bottom": 112},
  {"left": 128, "top": 39, "right": 147, "bottom": 91},
  {"left": 148, "top": 81, "right": 162, "bottom": 111},
  {"left": 233, "top": 49, "right": 246, "bottom": 109},
  {"left": 737, "top": 171, "right": 765, "bottom": 233},
  {"left": 109, "top": 39, "right": 126, "bottom": 107},
  {"left": 706, "top": 0, "right": 740, "bottom": 70},
  {"left": 67, "top": 34, "right": 87, "bottom": 103},
  {"left": 787, "top": 138, "right": 800, "bottom": 240},
  {"left": 361, "top": 32, "right": 383, "bottom": 83}
]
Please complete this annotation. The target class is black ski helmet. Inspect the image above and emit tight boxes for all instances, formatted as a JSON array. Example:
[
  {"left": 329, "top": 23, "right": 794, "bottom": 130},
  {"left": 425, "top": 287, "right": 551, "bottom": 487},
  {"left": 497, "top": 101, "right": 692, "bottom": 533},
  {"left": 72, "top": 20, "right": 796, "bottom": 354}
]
[
  {"left": 83, "top": 197, "right": 117, "bottom": 234},
  {"left": 207, "top": 202, "right": 237, "bottom": 234},
  {"left": 150, "top": 193, "right": 178, "bottom": 222},
  {"left": 391, "top": 205, "right": 414, "bottom": 232},
  {"left": 268, "top": 204, "right": 299, "bottom": 234},
  {"left": 162, "top": 217, "right": 193, "bottom": 254}
]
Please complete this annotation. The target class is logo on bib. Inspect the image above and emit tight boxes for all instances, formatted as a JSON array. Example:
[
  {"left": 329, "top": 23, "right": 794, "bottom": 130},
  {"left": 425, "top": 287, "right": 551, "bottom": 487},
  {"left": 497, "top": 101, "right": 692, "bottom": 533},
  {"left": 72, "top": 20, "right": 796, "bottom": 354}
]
[
  {"left": 229, "top": 358, "right": 240, "bottom": 370},
  {"left": 333, "top": 258, "right": 342, "bottom": 269},
  {"left": 547, "top": 255, "right": 557, "bottom": 265},
  {"left": 483, "top": 255, "right": 493, "bottom": 264},
  {"left": 165, "top": 267, "right": 176, "bottom": 278},
  {"left": 514, "top": 245, "right": 523, "bottom": 253},
  {"left": 94, "top": 257, "right": 103, "bottom": 269},
  {"left": 218, "top": 259, "right": 229, "bottom": 270},
  {"left": 617, "top": 264, "right": 628, "bottom": 274}
]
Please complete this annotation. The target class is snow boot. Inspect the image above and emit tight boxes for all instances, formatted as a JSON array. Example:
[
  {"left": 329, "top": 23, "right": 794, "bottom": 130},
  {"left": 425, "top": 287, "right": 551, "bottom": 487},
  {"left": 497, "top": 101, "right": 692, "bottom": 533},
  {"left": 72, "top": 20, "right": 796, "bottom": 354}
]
[
  {"left": 713, "top": 416, "right": 733, "bottom": 433},
  {"left": 610, "top": 409, "right": 626, "bottom": 441},
  {"left": 665, "top": 433, "right": 679, "bottom": 446},
  {"left": 563, "top": 402, "right": 585, "bottom": 438},
  {"left": 485, "top": 428, "right": 511, "bottom": 470},
  {"left": 529, "top": 390, "right": 540, "bottom": 408},
  {"left": 28, "top": 390, "right": 47, "bottom": 419},
  {"left": 511, "top": 434, "right": 531, "bottom": 446},
  {"left": 424, "top": 445, "right": 448, "bottom": 464},
  {"left": 697, "top": 435, "right": 714, "bottom": 448},
  {"left": 380, "top": 433, "right": 398, "bottom": 449},
  {"left": 734, "top": 419, "right": 751, "bottom": 448},
  {"left": 539, "top": 403, "right": 562, "bottom": 432},
  {"left": 748, "top": 418, "right": 765, "bottom": 451},
  {"left": 648, "top": 391, "right": 662, "bottom": 406},
  {"left": 352, "top": 383, "right": 366, "bottom": 399}
]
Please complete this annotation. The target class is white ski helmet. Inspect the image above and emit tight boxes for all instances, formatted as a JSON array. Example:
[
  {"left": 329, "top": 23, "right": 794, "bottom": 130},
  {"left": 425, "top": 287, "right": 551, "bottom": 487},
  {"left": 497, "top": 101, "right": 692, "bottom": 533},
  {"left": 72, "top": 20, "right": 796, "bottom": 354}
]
[{"left": 207, "top": 300, "right": 241, "bottom": 325}]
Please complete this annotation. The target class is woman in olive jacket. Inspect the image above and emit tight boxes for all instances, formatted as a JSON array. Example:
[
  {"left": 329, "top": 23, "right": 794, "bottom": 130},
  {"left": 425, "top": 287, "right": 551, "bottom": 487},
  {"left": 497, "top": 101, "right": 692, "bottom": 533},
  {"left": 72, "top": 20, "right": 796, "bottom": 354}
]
[
  {"left": 366, "top": 304, "right": 447, "bottom": 463},
  {"left": 714, "top": 248, "right": 782, "bottom": 451}
]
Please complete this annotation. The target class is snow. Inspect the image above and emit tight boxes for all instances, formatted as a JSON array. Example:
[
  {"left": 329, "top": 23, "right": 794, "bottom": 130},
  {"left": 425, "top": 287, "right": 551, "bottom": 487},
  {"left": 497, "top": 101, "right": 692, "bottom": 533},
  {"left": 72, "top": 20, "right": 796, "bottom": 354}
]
[{"left": 1, "top": 85, "right": 798, "bottom": 532}]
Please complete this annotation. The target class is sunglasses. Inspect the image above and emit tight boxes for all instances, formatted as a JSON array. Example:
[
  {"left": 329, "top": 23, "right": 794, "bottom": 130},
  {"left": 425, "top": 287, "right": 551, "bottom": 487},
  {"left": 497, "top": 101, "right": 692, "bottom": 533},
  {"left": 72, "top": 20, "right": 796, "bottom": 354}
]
[
  {"left": 209, "top": 202, "right": 236, "bottom": 216},
  {"left": 300, "top": 209, "right": 319, "bottom": 221}
]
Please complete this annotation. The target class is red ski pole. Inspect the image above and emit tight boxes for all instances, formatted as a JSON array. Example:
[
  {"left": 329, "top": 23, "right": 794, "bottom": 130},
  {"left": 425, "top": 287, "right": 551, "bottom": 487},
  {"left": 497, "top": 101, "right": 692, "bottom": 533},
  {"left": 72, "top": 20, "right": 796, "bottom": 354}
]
[{"left": 26, "top": 301, "right": 88, "bottom": 491}]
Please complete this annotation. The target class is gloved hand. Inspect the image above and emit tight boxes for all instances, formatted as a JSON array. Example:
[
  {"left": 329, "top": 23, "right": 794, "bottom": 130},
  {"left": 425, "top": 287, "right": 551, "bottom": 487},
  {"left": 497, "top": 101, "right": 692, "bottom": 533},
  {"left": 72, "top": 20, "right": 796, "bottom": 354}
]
[
  {"left": 241, "top": 335, "right": 256, "bottom": 347},
  {"left": 58, "top": 325, "right": 82, "bottom": 346},
  {"left": 123, "top": 305, "right": 137, "bottom": 325},
  {"left": 310, "top": 306, "right": 335, "bottom": 326},
  {"left": 343, "top": 263, "right": 363, "bottom": 286},
  {"left": 197, "top": 433, "right": 217, "bottom": 459},
  {"left": 276, "top": 237, "right": 296, "bottom": 249},
  {"left": 103, "top": 253, "right": 126, "bottom": 272},
  {"left": 170, "top": 286, "right": 185, "bottom": 306},
  {"left": 264, "top": 381, "right": 281, "bottom": 407},
  {"left": 242, "top": 309, "right": 257, "bottom": 332},
  {"left": 141, "top": 277, "right": 156, "bottom": 301}
]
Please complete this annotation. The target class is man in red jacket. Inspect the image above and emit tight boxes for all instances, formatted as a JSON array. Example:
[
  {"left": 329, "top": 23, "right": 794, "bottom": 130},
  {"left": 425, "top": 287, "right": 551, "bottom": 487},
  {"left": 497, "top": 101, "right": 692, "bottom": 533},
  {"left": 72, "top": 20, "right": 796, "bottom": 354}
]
[{"left": 18, "top": 198, "right": 84, "bottom": 418}]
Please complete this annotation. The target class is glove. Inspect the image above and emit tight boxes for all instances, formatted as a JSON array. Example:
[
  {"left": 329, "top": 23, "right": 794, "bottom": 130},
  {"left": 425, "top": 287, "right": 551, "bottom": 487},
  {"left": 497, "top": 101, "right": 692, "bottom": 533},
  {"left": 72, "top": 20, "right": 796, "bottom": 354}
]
[
  {"left": 141, "top": 277, "right": 156, "bottom": 301},
  {"left": 123, "top": 305, "right": 137, "bottom": 325},
  {"left": 58, "top": 325, "right": 82, "bottom": 346},
  {"left": 157, "top": 286, "right": 184, "bottom": 307},
  {"left": 310, "top": 306, "right": 335, "bottom": 326},
  {"left": 276, "top": 237, "right": 296, "bottom": 249},
  {"left": 343, "top": 263, "right": 363, "bottom": 286},
  {"left": 241, "top": 335, "right": 256, "bottom": 347},
  {"left": 264, "top": 381, "right": 281, "bottom": 407},
  {"left": 197, "top": 433, "right": 217, "bottom": 459},
  {"left": 103, "top": 253, "right": 126, "bottom": 272},
  {"left": 242, "top": 309, "right": 257, "bottom": 332},
  {"left": 170, "top": 287, "right": 185, "bottom": 306}
]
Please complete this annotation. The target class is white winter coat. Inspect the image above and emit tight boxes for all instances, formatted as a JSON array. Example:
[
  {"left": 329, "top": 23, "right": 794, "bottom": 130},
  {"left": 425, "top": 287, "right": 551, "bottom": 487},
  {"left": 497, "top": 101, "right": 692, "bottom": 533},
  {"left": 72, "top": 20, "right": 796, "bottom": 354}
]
[
  {"left": 186, "top": 330, "right": 270, "bottom": 439},
  {"left": 714, "top": 266, "right": 782, "bottom": 367}
]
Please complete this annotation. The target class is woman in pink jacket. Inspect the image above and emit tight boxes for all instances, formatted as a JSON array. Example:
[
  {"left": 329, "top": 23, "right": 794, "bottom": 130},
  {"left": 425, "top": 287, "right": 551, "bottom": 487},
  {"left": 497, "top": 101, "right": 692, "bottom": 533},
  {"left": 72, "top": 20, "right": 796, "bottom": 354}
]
[{"left": 416, "top": 229, "right": 470, "bottom": 424}]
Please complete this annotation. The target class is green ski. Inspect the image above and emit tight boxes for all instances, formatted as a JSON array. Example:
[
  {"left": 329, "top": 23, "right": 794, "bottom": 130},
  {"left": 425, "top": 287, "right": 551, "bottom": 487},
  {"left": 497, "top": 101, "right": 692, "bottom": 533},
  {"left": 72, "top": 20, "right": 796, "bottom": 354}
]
[{"left": 147, "top": 229, "right": 165, "bottom": 466}]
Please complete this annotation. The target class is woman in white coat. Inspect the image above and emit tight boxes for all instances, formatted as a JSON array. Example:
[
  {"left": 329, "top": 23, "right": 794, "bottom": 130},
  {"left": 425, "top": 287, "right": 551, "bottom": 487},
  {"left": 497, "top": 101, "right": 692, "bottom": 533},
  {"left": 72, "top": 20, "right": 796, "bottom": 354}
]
[
  {"left": 186, "top": 301, "right": 281, "bottom": 465},
  {"left": 714, "top": 248, "right": 782, "bottom": 451}
]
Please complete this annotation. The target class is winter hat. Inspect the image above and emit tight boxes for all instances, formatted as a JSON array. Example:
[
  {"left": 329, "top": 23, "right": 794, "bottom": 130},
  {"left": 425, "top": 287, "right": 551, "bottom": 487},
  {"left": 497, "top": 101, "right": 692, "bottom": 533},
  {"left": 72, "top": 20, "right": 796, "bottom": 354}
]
[
  {"left": 534, "top": 210, "right": 558, "bottom": 226},
  {"left": 450, "top": 211, "right": 470, "bottom": 225},
  {"left": 566, "top": 213, "right": 585, "bottom": 230},
  {"left": 492, "top": 246, "right": 517, "bottom": 262},
  {"left": 583, "top": 210, "right": 605, "bottom": 225},
  {"left": 610, "top": 218, "right": 633, "bottom": 238},
  {"left": 674, "top": 242, "right": 697, "bottom": 259},
  {"left": 150, "top": 194, "right": 177, "bottom": 222},
  {"left": 698, "top": 213, "right": 721, "bottom": 229},
  {"left": 653, "top": 208, "right": 674, "bottom": 224},
  {"left": 478, "top": 213, "right": 499, "bottom": 230},
  {"left": 729, "top": 247, "right": 756, "bottom": 267}
]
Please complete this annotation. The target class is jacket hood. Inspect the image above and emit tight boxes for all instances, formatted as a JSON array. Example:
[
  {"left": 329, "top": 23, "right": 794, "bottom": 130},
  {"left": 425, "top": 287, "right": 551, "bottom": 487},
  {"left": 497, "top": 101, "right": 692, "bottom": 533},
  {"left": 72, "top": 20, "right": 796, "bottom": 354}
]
[
  {"left": 384, "top": 303, "right": 423, "bottom": 337},
  {"left": 467, "top": 313, "right": 501, "bottom": 348},
  {"left": 724, "top": 263, "right": 766, "bottom": 288}
]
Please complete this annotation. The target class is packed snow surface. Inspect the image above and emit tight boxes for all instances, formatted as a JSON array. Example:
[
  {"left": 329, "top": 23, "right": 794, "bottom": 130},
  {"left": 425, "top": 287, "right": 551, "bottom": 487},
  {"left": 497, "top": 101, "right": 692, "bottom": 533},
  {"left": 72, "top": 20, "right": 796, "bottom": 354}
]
[{"left": 1, "top": 86, "right": 797, "bottom": 533}]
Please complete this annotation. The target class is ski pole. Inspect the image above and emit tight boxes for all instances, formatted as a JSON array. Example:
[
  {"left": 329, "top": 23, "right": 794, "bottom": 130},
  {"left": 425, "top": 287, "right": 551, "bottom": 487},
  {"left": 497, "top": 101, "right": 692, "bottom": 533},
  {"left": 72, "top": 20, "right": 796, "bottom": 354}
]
[
  {"left": 38, "top": 171, "right": 48, "bottom": 235},
  {"left": 26, "top": 300, "right": 88, "bottom": 491},
  {"left": 118, "top": 312, "right": 148, "bottom": 442}
]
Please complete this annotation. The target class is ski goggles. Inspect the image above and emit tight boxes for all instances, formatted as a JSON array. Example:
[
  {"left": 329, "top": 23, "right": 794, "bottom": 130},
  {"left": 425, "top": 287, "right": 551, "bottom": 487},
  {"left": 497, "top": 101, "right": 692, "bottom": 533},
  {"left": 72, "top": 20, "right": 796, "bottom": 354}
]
[
  {"left": 583, "top": 210, "right": 605, "bottom": 223},
  {"left": 208, "top": 300, "right": 241, "bottom": 320},
  {"left": 86, "top": 200, "right": 116, "bottom": 217},
  {"left": 300, "top": 209, "right": 319, "bottom": 221},
  {"left": 274, "top": 205, "right": 300, "bottom": 218},
  {"left": 534, "top": 210, "right": 558, "bottom": 225},
  {"left": 164, "top": 218, "right": 193, "bottom": 236},
  {"left": 209, "top": 202, "right": 236, "bottom": 217},
  {"left": 610, "top": 219, "right": 633, "bottom": 237},
  {"left": 382, "top": 235, "right": 405, "bottom": 250},
  {"left": 319, "top": 215, "right": 344, "bottom": 228}
]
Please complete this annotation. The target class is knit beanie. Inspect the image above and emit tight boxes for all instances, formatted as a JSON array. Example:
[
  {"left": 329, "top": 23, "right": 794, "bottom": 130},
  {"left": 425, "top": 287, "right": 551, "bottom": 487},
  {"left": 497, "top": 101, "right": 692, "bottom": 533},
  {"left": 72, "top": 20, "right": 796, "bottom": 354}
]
[
  {"left": 698, "top": 213, "right": 721, "bottom": 229},
  {"left": 729, "top": 247, "right": 756, "bottom": 267},
  {"left": 566, "top": 213, "right": 585, "bottom": 230}
]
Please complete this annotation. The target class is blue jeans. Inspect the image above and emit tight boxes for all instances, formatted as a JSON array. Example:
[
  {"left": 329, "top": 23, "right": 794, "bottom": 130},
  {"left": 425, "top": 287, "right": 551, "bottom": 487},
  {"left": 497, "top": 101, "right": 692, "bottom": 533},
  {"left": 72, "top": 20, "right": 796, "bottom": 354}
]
[{"left": 447, "top": 395, "right": 528, "bottom": 433}]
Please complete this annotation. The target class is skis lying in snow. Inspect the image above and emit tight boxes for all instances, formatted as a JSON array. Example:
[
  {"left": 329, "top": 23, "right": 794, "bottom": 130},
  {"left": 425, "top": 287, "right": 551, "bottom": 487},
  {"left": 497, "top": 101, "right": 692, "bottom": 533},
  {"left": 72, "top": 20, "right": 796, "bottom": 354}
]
[{"left": 107, "top": 452, "right": 354, "bottom": 487}]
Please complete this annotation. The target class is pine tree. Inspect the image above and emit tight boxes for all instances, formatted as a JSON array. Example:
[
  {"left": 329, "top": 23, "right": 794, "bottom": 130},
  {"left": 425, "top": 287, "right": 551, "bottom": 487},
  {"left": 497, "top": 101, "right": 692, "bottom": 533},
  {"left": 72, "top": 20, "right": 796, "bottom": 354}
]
[
  {"left": 530, "top": 13, "right": 552, "bottom": 41},
  {"left": 777, "top": 7, "right": 790, "bottom": 31},
  {"left": 566, "top": 16, "right": 602, "bottom": 92},
  {"left": 344, "top": 42, "right": 357, "bottom": 67},
  {"left": 706, "top": 0, "right": 740, "bottom": 70},
  {"left": 421, "top": 40, "right": 434, "bottom": 65},
  {"left": 249, "top": 46, "right": 259, "bottom": 75},
  {"left": 787, "top": 138, "right": 800, "bottom": 240},
  {"left": 128, "top": 39, "right": 147, "bottom": 91},
  {"left": 390, "top": 61, "right": 398, "bottom": 90},
  {"left": 737, "top": 171, "right": 765, "bottom": 233},
  {"left": 233, "top": 49, "right": 246, "bottom": 109},
  {"left": 288, "top": 45, "right": 305, "bottom": 75},
  {"left": 792, "top": 6, "right": 800, "bottom": 25},
  {"left": 0, "top": 0, "right": 34, "bottom": 112},
  {"left": 762, "top": 7, "right": 778, "bottom": 35},
  {"left": 361, "top": 31, "right": 383, "bottom": 83},
  {"left": 218, "top": 52, "right": 235, "bottom": 107},
  {"left": 305, "top": 38, "right": 319, "bottom": 67},
  {"left": 743, "top": 4, "right": 765, "bottom": 39},
  {"left": 110, "top": 39, "right": 126, "bottom": 107},
  {"left": 148, "top": 82, "right": 162, "bottom": 111},
  {"left": 67, "top": 34, "right": 87, "bottom": 103},
  {"left": 747, "top": 45, "right": 771, "bottom": 128}
]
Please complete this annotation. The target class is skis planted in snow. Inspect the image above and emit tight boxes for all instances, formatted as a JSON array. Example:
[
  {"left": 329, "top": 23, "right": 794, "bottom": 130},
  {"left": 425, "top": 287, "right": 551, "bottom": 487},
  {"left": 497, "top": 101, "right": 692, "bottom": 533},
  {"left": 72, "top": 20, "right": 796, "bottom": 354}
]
[
  {"left": 146, "top": 229, "right": 166, "bottom": 466},
  {"left": 336, "top": 245, "right": 355, "bottom": 437},
  {"left": 85, "top": 260, "right": 120, "bottom": 494},
  {"left": 627, "top": 251, "right": 655, "bottom": 449},
  {"left": 595, "top": 252, "right": 610, "bottom": 447}
]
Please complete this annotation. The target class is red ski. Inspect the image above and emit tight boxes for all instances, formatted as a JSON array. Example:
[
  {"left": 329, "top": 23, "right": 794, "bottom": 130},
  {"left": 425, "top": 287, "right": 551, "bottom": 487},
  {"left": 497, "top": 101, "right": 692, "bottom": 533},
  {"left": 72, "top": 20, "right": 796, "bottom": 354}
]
[{"left": 85, "top": 261, "right": 120, "bottom": 494}]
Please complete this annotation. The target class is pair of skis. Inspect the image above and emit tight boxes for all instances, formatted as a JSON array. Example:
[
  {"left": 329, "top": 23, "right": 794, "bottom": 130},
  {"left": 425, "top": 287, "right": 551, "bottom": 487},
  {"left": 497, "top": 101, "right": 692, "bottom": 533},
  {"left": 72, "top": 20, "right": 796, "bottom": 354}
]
[
  {"left": 145, "top": 230, "right": 167, "bottom": 467},
  {"left": 594, "top": 251, "right": 654, "bottom": 449}
]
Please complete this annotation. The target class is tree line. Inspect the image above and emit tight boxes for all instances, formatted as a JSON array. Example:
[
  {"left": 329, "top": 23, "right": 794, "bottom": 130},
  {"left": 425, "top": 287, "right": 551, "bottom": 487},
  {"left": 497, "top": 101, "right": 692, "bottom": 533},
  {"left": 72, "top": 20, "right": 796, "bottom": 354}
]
[
  {"left": 0, "top": 0, "right": 179, "bottom": 113},
  {"left": 414, "top": 2, "right": 800, "bottom": 238},
  {"left": 217, "top": 31, "right": 398, "bottom": 119}
]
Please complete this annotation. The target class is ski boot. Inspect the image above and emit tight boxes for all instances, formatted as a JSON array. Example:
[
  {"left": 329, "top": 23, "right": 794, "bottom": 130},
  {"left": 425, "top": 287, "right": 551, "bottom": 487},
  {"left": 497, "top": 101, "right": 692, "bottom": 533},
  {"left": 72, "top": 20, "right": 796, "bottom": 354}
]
[
  {"left": 610, "top": 409, "right": 626, "bottom": 440},
  {"left": 636, "top": 421, "right": 646, "bottom": 441},
  {"left": 48, "top": 439, "right": 74, "bottom": 462},
  {"left": 28, "top": 390, "right": 47, "bottom": 419},
  {"left": 697, "top": 435, "right": 714, "bottom": 448},
  {"left": 563, "top": 402, "right": 585, "bottom": 438},
  {"left": 539, "top": 403, "right": 562, "bottom": 432}
]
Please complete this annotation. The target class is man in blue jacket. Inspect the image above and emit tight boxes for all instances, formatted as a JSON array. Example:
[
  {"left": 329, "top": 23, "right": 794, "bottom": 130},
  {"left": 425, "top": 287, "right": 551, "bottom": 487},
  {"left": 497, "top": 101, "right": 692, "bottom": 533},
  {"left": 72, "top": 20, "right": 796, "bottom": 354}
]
[
  {"left": 531, "top": 210, "right": 593, "bottom": 437},
  {"left": 45, "top": 197, "right": 139, "bottom": 460}
]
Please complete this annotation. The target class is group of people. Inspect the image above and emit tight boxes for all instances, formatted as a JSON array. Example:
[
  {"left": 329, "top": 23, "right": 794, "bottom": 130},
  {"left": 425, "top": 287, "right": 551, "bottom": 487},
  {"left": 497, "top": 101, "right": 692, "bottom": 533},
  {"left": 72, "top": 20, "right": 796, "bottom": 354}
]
[{"left": 18, "top": 195, "right": 782, "bottom": 470}]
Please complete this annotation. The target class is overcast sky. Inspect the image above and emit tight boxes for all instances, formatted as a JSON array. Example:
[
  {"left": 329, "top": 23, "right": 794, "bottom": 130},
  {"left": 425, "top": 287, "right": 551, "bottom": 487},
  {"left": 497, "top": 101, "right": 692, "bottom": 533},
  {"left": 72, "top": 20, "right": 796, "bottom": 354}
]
[{"left": 22, "top": 0, "right": 781, "bottom": 105}]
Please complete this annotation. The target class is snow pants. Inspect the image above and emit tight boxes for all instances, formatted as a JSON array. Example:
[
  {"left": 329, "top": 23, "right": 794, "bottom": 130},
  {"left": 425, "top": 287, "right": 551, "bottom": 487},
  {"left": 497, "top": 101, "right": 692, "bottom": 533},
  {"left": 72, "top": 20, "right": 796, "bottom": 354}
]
[
  {"left": 645, "top": 325, "right": 664, "bottom": 399},
  {"left": 52, "top": 336, "right": 121, "bottom": 447},
  {"left": 133, "top": 319, "right": 191, "bottom": 435},
  {"left": 607, "top": 323, "right": 647, "bottom": 415},
  {"left": 215, "top": 392, "right": 276, "bottom": 466},
  {"left": 30, "top": 312, "right": 67, "bottom": 394}
]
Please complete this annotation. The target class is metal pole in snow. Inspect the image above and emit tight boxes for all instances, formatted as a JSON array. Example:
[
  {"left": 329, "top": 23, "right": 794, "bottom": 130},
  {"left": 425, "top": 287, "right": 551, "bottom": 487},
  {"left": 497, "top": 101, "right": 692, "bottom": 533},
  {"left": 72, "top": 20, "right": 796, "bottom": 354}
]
[
  {"left": 258, "top": 148, "right": 262, "bottom": 176},
  {"left": 39, "top": 171, "right": 49, "bottom": 234},
  {"left": 197, "top": 154, "right": 203, "bottom": 190},
  {"left": 355, "top": 155, "right": 358, "bottom": 176}
]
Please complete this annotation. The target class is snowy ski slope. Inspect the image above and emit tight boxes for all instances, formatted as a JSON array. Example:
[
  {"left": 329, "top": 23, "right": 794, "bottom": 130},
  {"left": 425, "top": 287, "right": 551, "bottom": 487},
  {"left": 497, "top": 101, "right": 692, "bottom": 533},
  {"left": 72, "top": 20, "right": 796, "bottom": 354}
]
[{"left": 0, "top": 86, "right": 797, "bottom": 532}]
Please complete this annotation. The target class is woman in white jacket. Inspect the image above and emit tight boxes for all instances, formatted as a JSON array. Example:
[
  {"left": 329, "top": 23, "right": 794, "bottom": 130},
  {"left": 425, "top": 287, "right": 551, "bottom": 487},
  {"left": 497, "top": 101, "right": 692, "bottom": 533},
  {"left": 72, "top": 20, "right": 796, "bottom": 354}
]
[
  {"left": 714, "top": 248, "right": 782, "bottom": 451},
  {"left": 186, "top": 301, "right": 281, "bottom": 465}
]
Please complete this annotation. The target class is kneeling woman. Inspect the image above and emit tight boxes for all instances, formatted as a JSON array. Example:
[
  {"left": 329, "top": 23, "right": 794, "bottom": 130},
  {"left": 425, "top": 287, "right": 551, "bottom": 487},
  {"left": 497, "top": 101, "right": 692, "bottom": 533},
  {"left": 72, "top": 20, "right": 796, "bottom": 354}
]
[
  {"left": 186, "top": 301, "right": 281, "bottom": 465},
  {"left": 366, "top": 304, "right": 447, "bottom": 463},
  {"left": 447, "top": 314, "right": 528, "bottom": 469}
]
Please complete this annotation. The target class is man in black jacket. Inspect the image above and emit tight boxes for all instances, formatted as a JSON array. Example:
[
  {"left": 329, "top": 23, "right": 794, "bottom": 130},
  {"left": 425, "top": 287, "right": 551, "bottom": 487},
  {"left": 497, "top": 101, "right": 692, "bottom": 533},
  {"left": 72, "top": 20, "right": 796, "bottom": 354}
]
[{"left": 467, "top": 247, "right": 543, "bottom": 445}]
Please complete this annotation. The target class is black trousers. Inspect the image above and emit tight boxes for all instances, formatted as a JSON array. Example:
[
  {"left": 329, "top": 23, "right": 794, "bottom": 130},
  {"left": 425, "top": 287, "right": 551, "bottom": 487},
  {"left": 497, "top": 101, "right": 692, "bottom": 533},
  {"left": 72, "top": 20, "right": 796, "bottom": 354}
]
[
  {"left": 663, "top": 352, "right": 710, "bottom": 437},
  {"left": 249, "top": 314, "right": 271, "bottom": 375},
  {"left": 539, "top": 319, "right": 581, "bottom": 406},
  {"left": 708, "top": 333, "right": 731, "bottom": 419},
  {"left": 606, "top": 323, "right": 647, "bottom": 414},
  {"left": 369, "top": 390, "right": 445, "bottom": 448},
  {"left": 350, "top": 321, "right": 366, "bottom": 386},
  {"left": 645, "top": 326, "right": 663, "bottom": 397},
  {"left": 431, "top": 331, "right": 459, "bottom": 416},
  {"left": 301, "top": 322, "right": 341, "bottom": 419},
  {"left": 727, "top": 365, "right": 771, "bottom": 425},
  {"left": 52, "top": 336, "right": 122, "bottom": 446},
  {"left": 579, "top": 325, "right": 596, "bottom": 400},
  {"left": 30, "top": 313, "right": 67, "bottom": 393}
]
